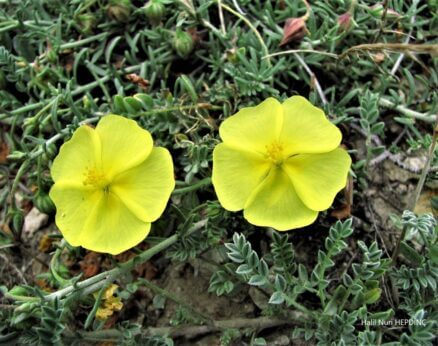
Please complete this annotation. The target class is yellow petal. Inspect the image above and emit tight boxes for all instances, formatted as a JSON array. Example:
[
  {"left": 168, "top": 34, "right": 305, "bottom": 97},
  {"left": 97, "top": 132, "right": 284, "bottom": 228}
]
[
  {"left": 49, "top": 182, "right": 103, "bottom": 247},
  {"left": 93, "top": 284, "right": 118, "bottom": 300},
  {"left": 81, "top": 191, "right": 151, "bottom": 255},
  {"left": 111, "top": 147, "right": 175, "bottom": 222},
  {"left": 212, "top": 143, "right": 271, "bottom": 211},
  {"left": 95, "top": 114, "right": 153, "bottom": 179},
  {"left": 51, "top": 125, "right": 101, "bottom": 184},
  {"left": 284, "top": 148, "right": 351, "bottom": 211},
  {"left": 103, "top": 284, "right": 118, "bottom": 300},
  {"left": 244, "top": 167, "right": 318, "bottom": 231},
  {"left": 280, "top": 96, "right": 342, "bottom": 155},
  {"left": 95, "top": 307, "right": 113, "bottom": 320},
  {"left": 105, "top": 296, "right": 123, "bottom": 311},
  {"left": 219, "top": 98, "right": 283, "bottom": 153}
]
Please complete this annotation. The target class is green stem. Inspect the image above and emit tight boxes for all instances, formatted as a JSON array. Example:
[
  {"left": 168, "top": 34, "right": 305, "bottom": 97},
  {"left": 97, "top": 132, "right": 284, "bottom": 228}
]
[
  {"left": 29, "top": 117, "right": 100, "bottom": 160},
  {"left": 135, "top": 104, "right": 221, "bottom": 117},
  {"left": 49, "top": 240, "right": 70, "bottom": 287},
  {"left": 60, "top": 32, "right": 109, "bottom": 50},
  {"left": 0, "top": 20, "right": 53, "bottom": 33},
  {"left": 317, "top": 247, "right": 336, "bottom": 305},
  {"left": 10, "top": 161, "right": 30, "bottom": 209},
  {"left": 84, "top": 277, "right": 114, "bottom": 329},
  {"left": 7, "top": 220, "right": 207, "bottom": 303},
  {"left": 172, "top": 177, "right": 212, "bottom": 195},
  {"left": 283, "top": 295, "right": 315, "bottom": 318},
  {"left": 378, "top": 98, "right": 436, "bottom": 123},
  {"left": 1, "top": 65, "right": 143, "bottom": 119},
  {"left": 71, "top": 64, "right": 142, "bottom": 97},
  {"left": 24, "top": 96, "right": 59, "bottom": 127}
]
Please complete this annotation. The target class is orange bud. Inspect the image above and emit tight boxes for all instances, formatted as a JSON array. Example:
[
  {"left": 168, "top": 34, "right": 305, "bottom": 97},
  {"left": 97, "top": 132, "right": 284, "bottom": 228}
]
[
  {"left": 279, "top": 17, "right": 307, "bottom": 46},
  {"left": 338, "top": 12, "right": 352, "bottom": 31}
]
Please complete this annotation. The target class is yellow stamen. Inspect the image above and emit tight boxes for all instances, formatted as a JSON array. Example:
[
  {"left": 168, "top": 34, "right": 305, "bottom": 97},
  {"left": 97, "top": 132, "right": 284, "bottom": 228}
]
[
  {"left": 265, "top": 141, "right": 285, "bottom": 165},
  {"left": 83, "top": 167, "right": 109, "bottom": 190}
]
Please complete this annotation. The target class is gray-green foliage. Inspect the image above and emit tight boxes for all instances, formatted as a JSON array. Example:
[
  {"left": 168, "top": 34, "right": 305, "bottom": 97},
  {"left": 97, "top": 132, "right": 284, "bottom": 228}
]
[
  {"left": 211, "top": 215, "right": 437, "bottom": 345},
  {"left": 391, "top": 212, "right": 437, "bottom": 320},
  {"left": 0, "top": 0, "right": 437, "bottom": 344}
]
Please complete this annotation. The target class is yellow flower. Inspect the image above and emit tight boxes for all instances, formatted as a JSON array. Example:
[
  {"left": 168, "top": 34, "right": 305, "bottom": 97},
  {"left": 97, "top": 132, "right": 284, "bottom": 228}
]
[
  {"left": 95, "top": 284, "right": 118, "bottom": 300},
  {"left": 49, "top": 115, "right": 175, "bottom": 255},
  {"left": 212, "top": 96, "right": 351, "bottom": 231},
  {"left": 94, "top": 285, "right": 123, "bottom": 321}
]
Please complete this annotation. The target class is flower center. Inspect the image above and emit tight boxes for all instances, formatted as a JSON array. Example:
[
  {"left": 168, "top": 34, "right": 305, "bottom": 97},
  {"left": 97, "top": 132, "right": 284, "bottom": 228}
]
[
  {"left": 83, "top": 167, "right": 110, "bottom": 192},
  {"left": 265, "top": 141, "right": 285, "bottom": 166}
]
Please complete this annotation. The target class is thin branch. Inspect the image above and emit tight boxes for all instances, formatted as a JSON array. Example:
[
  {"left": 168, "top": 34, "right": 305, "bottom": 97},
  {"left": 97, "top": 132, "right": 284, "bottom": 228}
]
[
  {"left": 390, "top": 6, "right": 416, "bottom": 76},
  {"left": 293, "top": 53, "right": 327, "bottom": 105},
  {"left": 0, "top": 253, "right": 27, "bottom": 284},
  {"left": 263, "top": 49, "right": 338, "bottom": 60},
  {"left": 75, "top": 316, "right": 300, "bottom": 341},
  {"left": 218, "top": 2, "right": 270, "bottom": 64},
  {"left": 339, "top": 43, "right": 438, "bottom": 60},
  {"left": 217, "top": 0, "right": 226, "bottom": 35},
  {"left": 232, "top": 0, "right": 246, "bottom": 15}
]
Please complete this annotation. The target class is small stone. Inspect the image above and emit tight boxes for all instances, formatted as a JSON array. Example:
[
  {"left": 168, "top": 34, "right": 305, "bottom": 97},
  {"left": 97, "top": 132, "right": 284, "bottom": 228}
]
[{"left": 22, "top": 207, "right": 48, "bottom": 242}]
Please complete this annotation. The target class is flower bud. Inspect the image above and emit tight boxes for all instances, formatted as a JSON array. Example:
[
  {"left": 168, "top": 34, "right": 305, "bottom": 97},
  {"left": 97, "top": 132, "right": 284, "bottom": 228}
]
[
  {"left": 34, "top": 191, "right": 56, "bottom": 214},
  {"left": 279, "top": 17, "right": 307, "bottom": 46},
  {"left": 82, "top": 95, "right": 92, "bottom": 110},
  {"left": 107, "top": 0, "right": 131, "bottom": 23},
  {"left": 368, "top": 4, "right": 400, "bottom": 19},
  {"left": 143, "top": 0, "right": 165, "bottom": 25},
  {"left": 173, "top": 29, "right": 194, "bottom": 58},
  {"left": 11, "top": 209, "right": 24, "bottom": 235},
  {"left": 338, "top": 12, "right": 352, "bottom": 31},
  {"left": 75, "top": 13, "right": 97, "bottom": 34}
]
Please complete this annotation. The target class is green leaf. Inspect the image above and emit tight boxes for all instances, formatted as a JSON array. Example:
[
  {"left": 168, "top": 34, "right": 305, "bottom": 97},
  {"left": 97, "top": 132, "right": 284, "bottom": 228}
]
[
  {"left": 399, "top": 241, "right": 423, "bottom": 266},
  {"left": 368, "top": 308, "right": 394, "bottom": 321},
  {"left": 268, "top": 291, "right": 284, "bottom": 305},
  {"left": 178, "top": 75, "right": 198, "bottom": 103},
  {"left": 248, "top": 275, "right": 267, "bottom": 286},
  {"left": 274, "top": 274, "right": 287, "bottom": 291},
  {"left": 394, "top": 116, "right": 415, "bottom": 126},
  {"left": 236, "top": 264, "right": 252, "bottom": 275},
  {"left": 253, "top": 337, "right": 267, "bottom": 346},
  {"left": 324, "top": 285, "right": 348, "bottom": 315},
  {"left": 370, "top": 146, "right": 385, "bottom": 155},
  {"left": 123, "top": 96, "right": 143, "bottom": 111},
  {"left": 298, "top": 264, "right": 308, "bottom": 283},
  {"left": 364, "top": 288, "right": 381, "bottom": 305},
  {"left": 370, "top": 122, "right": 385, "bottom": 134},
  {"left": 113, "top": 95, "right": 127, "bottom": 113}
]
